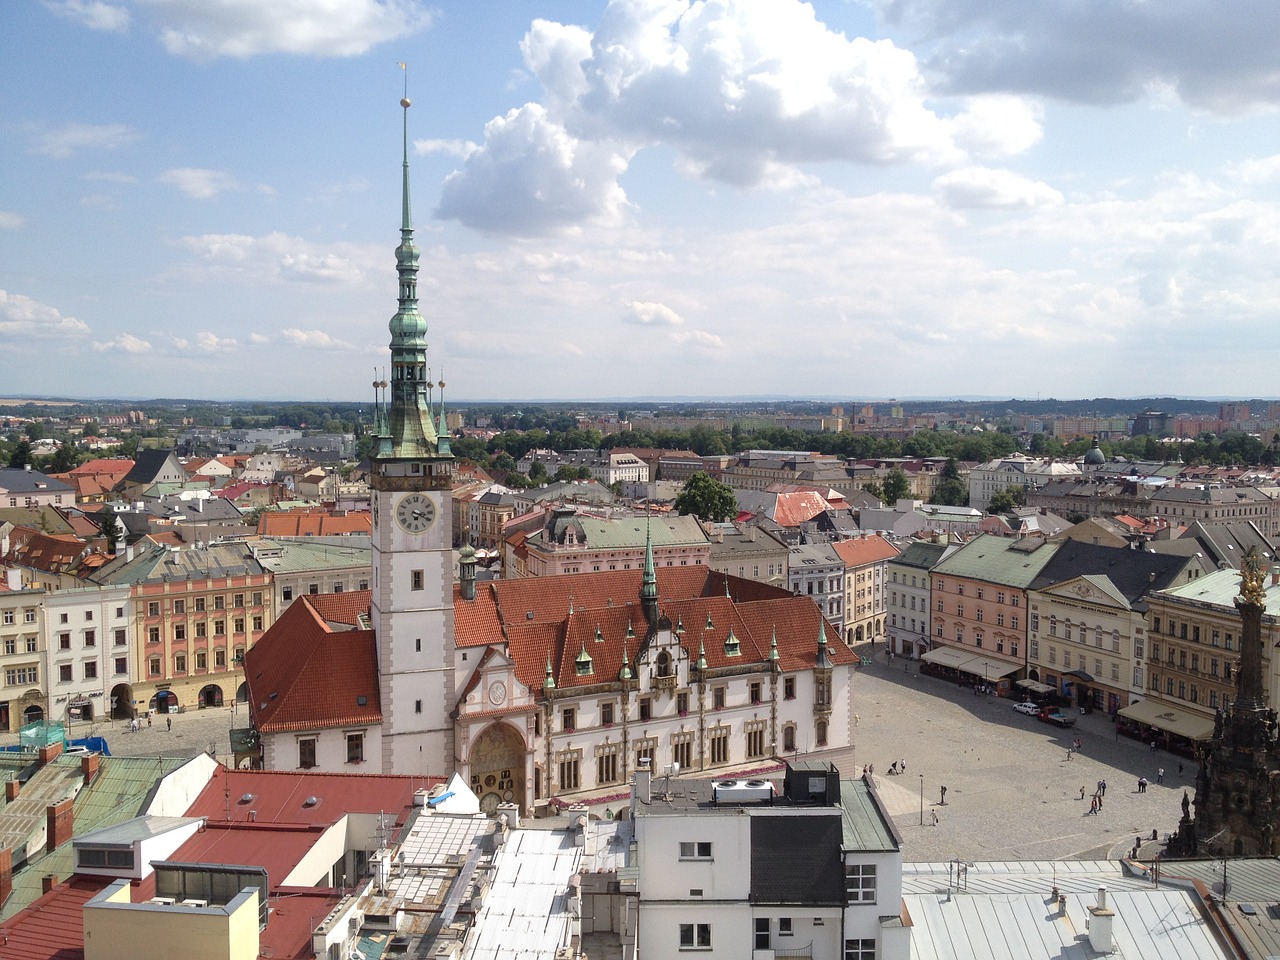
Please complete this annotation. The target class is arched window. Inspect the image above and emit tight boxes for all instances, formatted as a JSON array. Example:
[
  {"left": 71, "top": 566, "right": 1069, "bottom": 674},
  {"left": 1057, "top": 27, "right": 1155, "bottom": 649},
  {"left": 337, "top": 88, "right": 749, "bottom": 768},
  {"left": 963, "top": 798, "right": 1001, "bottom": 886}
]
[{"left": 656, "top": 650, "right": 671, "bottom": 678}]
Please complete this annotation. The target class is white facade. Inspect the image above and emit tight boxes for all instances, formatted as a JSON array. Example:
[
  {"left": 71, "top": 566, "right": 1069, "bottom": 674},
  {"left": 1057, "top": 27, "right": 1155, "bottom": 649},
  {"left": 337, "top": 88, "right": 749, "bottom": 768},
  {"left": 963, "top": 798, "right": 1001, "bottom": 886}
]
[
  {"left": 969, "top": 456, "right": 1081, "bottom": 511},
  {"left": 261, "top": 723, "right": 384, "bottom": 776},
  {"left": 371, "top": 483, "right": 456, "bottom": 776},
  {"left": 43, "top": 584, "right": 133, "bottom": 726}
]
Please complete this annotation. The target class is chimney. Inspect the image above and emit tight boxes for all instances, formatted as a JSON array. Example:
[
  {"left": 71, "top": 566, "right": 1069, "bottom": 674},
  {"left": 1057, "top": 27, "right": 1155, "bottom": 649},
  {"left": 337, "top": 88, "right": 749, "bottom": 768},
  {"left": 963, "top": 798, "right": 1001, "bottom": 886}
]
[
  {"left": 5, "top": 780, "right": 18, "bottom": 802},
  {"left": 41, "top": 874, "right": 56, "bottom": 895},
  {"left": 1087, "top": 885, "right": 1114, "bottom": 953},
  {"left": 0, "top": 847, "right": 11, "bottom": 907},
  {"left": 635, "top": 757, "right": 652, "bottom": 804},
  {"left": 81, "top": 753, "right": 100, "bottom": 786},
  {"left": 38, "top": 741, "right": 63, "bottom": 767},
  {"left": 46, "top": 798, "right": 74, "bottom": 854}
]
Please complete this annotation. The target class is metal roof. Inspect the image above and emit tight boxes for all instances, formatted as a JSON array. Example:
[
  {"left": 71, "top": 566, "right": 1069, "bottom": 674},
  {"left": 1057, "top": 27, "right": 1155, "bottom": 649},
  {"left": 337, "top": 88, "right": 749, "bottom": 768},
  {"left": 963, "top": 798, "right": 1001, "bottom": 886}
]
[
  {"left": 932, "top": 533, "right": 1061, "bottom": 589},
  {"left": 905, "top": 861, "right": 1232, "bottom": 960},
  {"left": 840, "top": 778, "right": 900, "bottom": 852}
]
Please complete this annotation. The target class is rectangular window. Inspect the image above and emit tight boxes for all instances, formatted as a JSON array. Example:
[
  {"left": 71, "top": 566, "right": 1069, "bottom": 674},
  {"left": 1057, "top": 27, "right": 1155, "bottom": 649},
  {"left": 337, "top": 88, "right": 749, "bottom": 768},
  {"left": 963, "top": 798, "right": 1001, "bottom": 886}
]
[
  {"left": 233, "top": 594, "right": 244, "bottom": 608},
  {"left": 195, "top": 622, "right": 206, "bottom": 638},
  {"left": 679, "top": 841, "right": 713, "bottom": 859},
  {"left": 346, "top": 732, "right": 364, "bottom": 763},
  {"left": 214, "top": 596, "right": 225, "bottom": 610},
  {"left": 299, "top": 738, "right": 317, "bottom": 769},
  {"left": 83, "top": 661, "right": 97, "bottom": 680},
  {"left": 845, "top": 939, "right": 876, "bottom": 960},
  {"left": 596, "top": 744, "right": 621, "bottom": 785},
  {"left": 148, "top": 601, "right": 160, "bottom": 617},
  {"left": 712, "top": 686, "right": 726, "bottom": 710},
  {"left": 174, "top": 653, "right": 186, "bottom": 673},
  {"left": 676, "top": 691, "right": 689, "bottom": 714},
  {"left": 679, "top": 923, "right": 711, "bottom": 950},
  {"left": 214, "top": 619, "right": 225, "bottom": 636},
  {"left": 60, "top": 663, "right": 73, "bottom": 682},
  {"left": 779, "top": 918, "right": 793, "bottom": 936},
  {"left": 60, "top": 633, "right": 72, "bottom": 650},
  {"left": 558, "top": 751, "right": 581, "bottom": 790},
  {"left": 562, "top": 707, "right": 576, "bottom": 732},
  {"left": 783, "top": 676, "right": 796, "bottom": 700},
  {"left": 601, "top": 702, "right": 615, "bottom": 725},
  {"left": 252, "top": 615, "right": 263, "bottom": 631},
  {"left": 83, "top": 629, "right": 95, "bottom": 647},
  {"left": 282, "top": 587, "right": 293, "bottom": 602},
  {"left": 25, "top": 637, "right": 35, "bottom": 653},
  {"left": 638, "top": 698, "right": 651, "bottom": 721},
  {"left": 746, "top": 721, "right": 766, "bottom": 758},
  {"left": 148, "top": 626, "right": 160, "bottom": 644},
  {"left": 195, "top": 597, "right": 206, "bottom": 612},
  {"left": 411, "top": 570, "right": 425, "bottom": 590},
  {"left": 755, "top": 918, "right": 770, "bottom": 950},
  {"left": 173, "top": 624, "right": 185, "bottom": 641},
  {"left": 215, "top": 648, "right": 226, "bottom": 668},
  {"left": 148, "top": 656, "right": 160, "bottom": 677},
  {"left": 114, "top": 657, "right": 127, "bottom": 676},
  {"left": 709, "top": 728, "right": 729, "bottom": 764},
  {"left": 234, "top": 618, "right": 245, "bottom": 634},
  {"left": 195, "top": 650, "right": 207, "bottom": 670},
  {"left": 253, "top": 591, "right": 263, "bottom": 606},
  {"left": 173, "top": 599, "right": 185, "bottom": 614},
  {"left": 673, "top": 732, "right": 693, "bottom": 770},
  {"left": 749, "top": 681, "right": 762, "bottom": 704},
  {"left": 845, "top": 863, "right": 877, "bottom": 903}
]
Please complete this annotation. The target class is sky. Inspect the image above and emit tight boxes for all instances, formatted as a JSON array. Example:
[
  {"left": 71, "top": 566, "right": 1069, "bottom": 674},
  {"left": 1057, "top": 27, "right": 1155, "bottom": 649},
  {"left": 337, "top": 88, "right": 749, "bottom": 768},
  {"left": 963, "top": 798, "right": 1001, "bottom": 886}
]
[{"left": 4, "top": 0, "right": 1280, "bottom": 404}]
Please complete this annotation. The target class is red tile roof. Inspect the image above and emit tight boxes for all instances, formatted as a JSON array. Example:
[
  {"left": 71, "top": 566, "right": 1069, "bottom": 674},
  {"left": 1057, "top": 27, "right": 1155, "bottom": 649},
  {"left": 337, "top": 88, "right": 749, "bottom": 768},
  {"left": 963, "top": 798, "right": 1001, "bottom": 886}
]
[
  {"left": 245, "top": 597, "right": 381, "bottom": 733},
  {"left": 173, "top": 821, "right": 323, "bottom": 885},
  {"left": 0, "top": 874, "right": 106, "bottom": 960},
  {"left": 771, "top": 491, "right": 832, "bottom": 527},
  {"left": 186, "top": 766, "right": 428, "bottom": 828},
  {"left": 832, "top": 535, "right": 900, "bottom": 568},
  {"left": 68, "top": 458, "right": 134, "bottom": 478},
  {"left": 307, "top": 590, "right": 370, "bottom": 627},
  {"left": 257, "top": 510, "right": 371, "bottom": 537},
  {"left": 456, "top": 566, "right": 852, "bottom": 691}
]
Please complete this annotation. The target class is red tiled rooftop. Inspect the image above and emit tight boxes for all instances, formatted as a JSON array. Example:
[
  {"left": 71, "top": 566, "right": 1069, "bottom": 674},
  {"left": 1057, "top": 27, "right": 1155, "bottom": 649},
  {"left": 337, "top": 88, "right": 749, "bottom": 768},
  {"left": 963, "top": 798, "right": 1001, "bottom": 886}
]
[
  {"left": 187, "top": 766, "right": 428, "bottom": 828},
  {"left": 245, "top": 597, "right": 381, "bottom": 733},
  {"left": 0, "top": 874, "right": 107, "bottom": 960},
  {"left": 257, "top": 510, "right": 371, "bottom": 537},
  {"left": 832, "top": 535, "right": 900, "bottom": 568}
]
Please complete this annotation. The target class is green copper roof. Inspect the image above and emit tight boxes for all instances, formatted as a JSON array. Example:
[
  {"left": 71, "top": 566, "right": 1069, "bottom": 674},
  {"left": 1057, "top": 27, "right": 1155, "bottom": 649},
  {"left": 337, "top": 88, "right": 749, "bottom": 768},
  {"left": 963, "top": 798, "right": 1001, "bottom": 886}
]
[{"left": 932, "top": 533, "right": 1061, "bottom": 589}]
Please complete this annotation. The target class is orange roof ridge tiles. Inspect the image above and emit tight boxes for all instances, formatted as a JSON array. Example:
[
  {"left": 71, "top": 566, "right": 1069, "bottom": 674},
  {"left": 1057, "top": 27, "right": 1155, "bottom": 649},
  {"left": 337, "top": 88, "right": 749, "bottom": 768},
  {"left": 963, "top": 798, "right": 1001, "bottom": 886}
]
[{"left": 833, "top": 535, "right": 901, "bottom": 567}]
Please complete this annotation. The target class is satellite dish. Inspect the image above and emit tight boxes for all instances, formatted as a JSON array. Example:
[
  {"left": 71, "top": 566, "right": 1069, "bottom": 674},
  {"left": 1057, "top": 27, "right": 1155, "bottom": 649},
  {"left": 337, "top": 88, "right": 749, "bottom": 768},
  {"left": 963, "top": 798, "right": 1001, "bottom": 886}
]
[{"left": 671, "top": 761, "right": 680, "bottom": 776}]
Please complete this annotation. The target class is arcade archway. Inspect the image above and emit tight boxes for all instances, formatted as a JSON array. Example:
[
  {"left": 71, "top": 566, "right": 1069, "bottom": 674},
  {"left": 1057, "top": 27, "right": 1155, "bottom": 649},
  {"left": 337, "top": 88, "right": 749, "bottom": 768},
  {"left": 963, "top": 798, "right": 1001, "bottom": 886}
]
[
  {"left": 468, "top": 722, "right": 527, "bottom": 815},
  {"left": 110, "top": 684, "right": 134, "bottom": 720},
  {"left": 198, "top": 684, "right": 223, "bottom": 708}
]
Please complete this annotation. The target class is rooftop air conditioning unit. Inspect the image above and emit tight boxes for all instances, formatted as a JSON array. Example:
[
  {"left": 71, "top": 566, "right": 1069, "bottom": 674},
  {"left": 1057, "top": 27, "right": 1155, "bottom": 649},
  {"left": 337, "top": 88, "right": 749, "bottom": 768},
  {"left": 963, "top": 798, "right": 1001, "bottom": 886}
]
[
  {"left": 150, "top": 897, "right": 177, "bottom": 906},
  {"left": 181, "top": 898, "right": 209, "bottom": 908}
]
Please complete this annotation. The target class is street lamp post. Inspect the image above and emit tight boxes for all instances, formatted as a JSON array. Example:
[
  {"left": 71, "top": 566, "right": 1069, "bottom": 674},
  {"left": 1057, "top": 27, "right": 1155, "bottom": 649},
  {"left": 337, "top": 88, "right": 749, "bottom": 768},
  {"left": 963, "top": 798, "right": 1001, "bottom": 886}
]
[{"left": 919, "top": 774, "right": 924, "bottom": 826}]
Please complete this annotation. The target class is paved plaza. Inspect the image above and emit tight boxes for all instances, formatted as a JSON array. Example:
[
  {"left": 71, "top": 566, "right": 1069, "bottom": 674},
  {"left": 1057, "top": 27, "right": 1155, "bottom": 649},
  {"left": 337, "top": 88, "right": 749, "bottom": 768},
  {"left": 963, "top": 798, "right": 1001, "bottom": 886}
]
[{"left": 816, "top": 649, "right": 1193, "bottom": 862}]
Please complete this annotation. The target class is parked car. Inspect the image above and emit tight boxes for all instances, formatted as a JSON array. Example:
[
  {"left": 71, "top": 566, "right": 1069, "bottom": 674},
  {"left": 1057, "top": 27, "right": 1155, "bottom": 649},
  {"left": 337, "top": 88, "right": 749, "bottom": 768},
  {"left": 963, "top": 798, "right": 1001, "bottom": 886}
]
[
  {"left": 1038, "top": 708, "right": 1077, "bottom": 728},
  {"left": 1013, "top": 701, "right": 1040, "bottom": 715}
]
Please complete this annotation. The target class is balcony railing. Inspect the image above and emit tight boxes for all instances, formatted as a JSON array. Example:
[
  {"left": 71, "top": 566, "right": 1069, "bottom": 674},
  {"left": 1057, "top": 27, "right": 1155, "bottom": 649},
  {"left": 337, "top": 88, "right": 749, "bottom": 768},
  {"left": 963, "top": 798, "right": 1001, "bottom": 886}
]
[
  {"left": 652, "top": 674, "right": 678, "bottom": 690},
  {"left": 773, "top": 943, "right": 814, "bottom": 959}
]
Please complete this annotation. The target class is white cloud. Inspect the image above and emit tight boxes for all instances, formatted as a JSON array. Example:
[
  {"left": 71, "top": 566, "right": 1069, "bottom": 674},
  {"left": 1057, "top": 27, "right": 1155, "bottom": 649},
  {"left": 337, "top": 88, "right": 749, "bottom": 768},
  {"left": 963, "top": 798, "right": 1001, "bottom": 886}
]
[
  {"left": 625, "top": 300, "right": 684, "bottom": 326},
  {"left": 178, "top": 231, "right": 370, "bottom": 284},
  {"left": 417, "top": 138, "right": 479, "bottom": 160},
  {"left": 0, "top": 212, "right": 25, "bottom": 230},
  {"left": 142, "top": 0, "right": 434, "bottom": 60},
  {"left": 933, "top": 167, "right": 1064, "bottom": 209},
  {"left": 0, "top": 290, "right": 91, "bottom": 339},
  {"left": 280, "top": 328, "right": 355, "bottom": 350},
  {"left": 1226, "top": 154, "right": 1280, "bottom": 184},
  {"left": 192, "top": 331, "right": 238, "bottom": 352},
  {"left": 672, "top": 329, "right": 725, "bottom": 349},
  {"left": 877, "top": 0, "right": 1280, "bottom": 113},
  {"left": 32, "top": 122, "right": 137, "bottom": 158},
  {"left": 92, "top": 332, "right": 151, "bottom": 353},
  {"left": 436, "top": 103, "right": 631, "bottom": 235},
  {"left": 248, "top": 333, "right": 270, "bottom": 345},
  {"left": 438, "top": 0, "right": 1044, "bottom": 235},
  {"left": 158, "top": 167, "right": 240, "bottom": 200},
  {"left": 43, "top": 0, "right": 129, "bottom": 32}
]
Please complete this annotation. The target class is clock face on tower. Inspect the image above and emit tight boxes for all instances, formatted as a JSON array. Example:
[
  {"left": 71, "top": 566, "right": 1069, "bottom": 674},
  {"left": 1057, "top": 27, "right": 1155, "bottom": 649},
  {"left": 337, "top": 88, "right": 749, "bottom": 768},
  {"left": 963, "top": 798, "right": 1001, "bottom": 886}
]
[{"left": 395, "top": 493, "right": 437, "bottom": 534}]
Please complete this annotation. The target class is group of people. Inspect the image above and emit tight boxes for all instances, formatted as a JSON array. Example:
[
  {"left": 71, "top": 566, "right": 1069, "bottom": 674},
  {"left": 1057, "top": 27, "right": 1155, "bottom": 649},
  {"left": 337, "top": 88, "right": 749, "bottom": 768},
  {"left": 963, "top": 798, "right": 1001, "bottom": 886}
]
[
  {"left": 126, "top": 712, "right": 172, "bottom": 733},
  {"left": 888, "top": 758, "right": 908, "bottom": 775}
]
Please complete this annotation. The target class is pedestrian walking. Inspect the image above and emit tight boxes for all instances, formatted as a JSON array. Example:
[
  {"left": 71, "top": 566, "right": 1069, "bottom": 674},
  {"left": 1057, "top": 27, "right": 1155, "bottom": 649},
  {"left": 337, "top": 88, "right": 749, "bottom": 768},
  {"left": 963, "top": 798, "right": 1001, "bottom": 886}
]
[
  {"left": 900, "top": 758, "right": 907, "bottom": 774},
  {"left": 931, "top": 809, "right": 939, "bottom": 826},
  {"left": 1138, "top": 777, "right": 1148, "bottom": 793},
  {"left": 1080, "top": 785, "right": 1086, "bottom": 800},
  {"left": 1067, "top": 747, "right": 1073, "bottom": 760},
  {"left": 1150, "top": 740, "right": 1157, "bottom": 752},
  {"left": 1157, "top": 768, "right": 1164, "bottom": 785},
  {"left": 940, "top": 785, "right": 947, "bottom": 804},
  {"left": 1101, "top": 779, "right": 1107, "bottom": 797},
  {"left": 1090, "top": 797, "right": 1098, "bottom": 815},
  {"left": 147, "top": 714, "right": 152, "bottom": 728},
  {"left": 166, "top": 716, "right": 172, "bottom": 732},
  {"left": 1178, "top": 762, "right": 1184, "bottom": 776}
]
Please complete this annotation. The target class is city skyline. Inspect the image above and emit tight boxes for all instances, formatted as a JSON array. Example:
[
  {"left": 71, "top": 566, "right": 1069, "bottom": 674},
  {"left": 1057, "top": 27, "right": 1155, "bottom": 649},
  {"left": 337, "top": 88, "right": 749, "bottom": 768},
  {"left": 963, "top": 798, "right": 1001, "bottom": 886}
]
[{"left": 4, "top": 1, "right": 1280, "bottom": 402}]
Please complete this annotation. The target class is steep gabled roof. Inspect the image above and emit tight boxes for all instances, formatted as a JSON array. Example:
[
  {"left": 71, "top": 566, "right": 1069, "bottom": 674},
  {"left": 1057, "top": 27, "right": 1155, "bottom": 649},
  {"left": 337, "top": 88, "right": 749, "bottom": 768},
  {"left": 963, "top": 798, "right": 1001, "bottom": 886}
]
[
  {"left": 832, "top": 535, "right": 900, "bottom": 569},
  {"left": 245, "top": 596, "right": 381, "bottom": 733}
]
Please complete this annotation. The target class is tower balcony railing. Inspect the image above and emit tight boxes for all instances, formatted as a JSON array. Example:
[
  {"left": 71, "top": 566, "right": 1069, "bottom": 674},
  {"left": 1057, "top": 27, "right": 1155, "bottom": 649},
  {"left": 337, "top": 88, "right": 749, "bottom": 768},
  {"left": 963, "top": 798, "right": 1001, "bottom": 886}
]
[{"left": 652, "top": 674, "right": 678, "bottom": 691}]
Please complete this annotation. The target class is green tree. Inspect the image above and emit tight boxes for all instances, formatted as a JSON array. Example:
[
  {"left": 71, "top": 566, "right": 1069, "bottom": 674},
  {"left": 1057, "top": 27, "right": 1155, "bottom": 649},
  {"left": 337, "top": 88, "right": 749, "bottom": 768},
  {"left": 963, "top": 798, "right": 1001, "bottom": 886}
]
[
  {"left": 50, "top": 442, "right": 78, "bottom": 473},
  {"left": 527, "top": 461, "right": 549, "bottom": 484},
  {"left": 880, "top": 467, "right": 910, "bottom": 505},
  {"left": 930, "top": 458, "right": 968, "bottom": 506},
  {"left": 8, "top": 438, "right": 33, "bottom": 468},
  {"left": 987, "top": 485, "right": 1027, "bottom": 514},
  {"left": 674, "top": 472, "right": 737, "bottom": 523},
  {"left": 554, "top": 465, "right": 583, "bottom": 482}
]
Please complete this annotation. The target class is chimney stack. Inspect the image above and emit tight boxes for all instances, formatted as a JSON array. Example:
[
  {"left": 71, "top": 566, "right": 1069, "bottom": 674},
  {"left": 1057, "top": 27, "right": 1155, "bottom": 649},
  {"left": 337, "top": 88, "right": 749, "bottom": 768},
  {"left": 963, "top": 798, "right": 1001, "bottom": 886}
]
[
  {"left": 81, "top": 753, "right": 101, "bottom": 786},
  {"left": 41, "top": 874, "right": 56, "bottom": 895},
  {"left": 38, "top": 741, "right": 63, "bottom": 767},
  {"left": 1087, "top": 885, "right": 1114, "bottom": 953},
  {"left": 635, "top": 757, "right": 652, "bottom": 804},
  {"left": 0, "top": 847, "right": 12, "bottom": 907},
  {"left": 46, "top": 798, "right": 74, "bottom": 855},
  {"left": 4, "top": 780, "right": 19, "bottom": 803}
]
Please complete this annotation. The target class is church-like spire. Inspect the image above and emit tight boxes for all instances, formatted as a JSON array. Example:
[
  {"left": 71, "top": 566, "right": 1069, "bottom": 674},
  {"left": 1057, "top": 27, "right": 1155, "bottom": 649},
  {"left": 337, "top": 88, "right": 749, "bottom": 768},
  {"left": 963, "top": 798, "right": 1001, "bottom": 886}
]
[
  {"left": 641, "top": 514, "right": 658, "bottom": 626},
  {"left": 379, "top": 83, "right": 441, "bottom": 460}
]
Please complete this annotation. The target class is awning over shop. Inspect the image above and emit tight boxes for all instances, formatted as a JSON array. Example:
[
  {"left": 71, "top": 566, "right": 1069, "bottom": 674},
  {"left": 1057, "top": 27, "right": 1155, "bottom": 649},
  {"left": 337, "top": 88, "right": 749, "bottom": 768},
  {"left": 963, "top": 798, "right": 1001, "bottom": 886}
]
[
  {"left": 954, "top": 655, "right": 1021, "bottom": 679},
  {"left": 920, "top": 647, "right": 974, "bottom": 670},
  {"left": 1065, "top": 669, "right": 1095, "bottom": 683},
  {"left": 1118, "top": 699, "right": 1214, "bottom": 742},
  {"left": 1017, "top": 679, "right": 1055, "bottom": 694}
]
